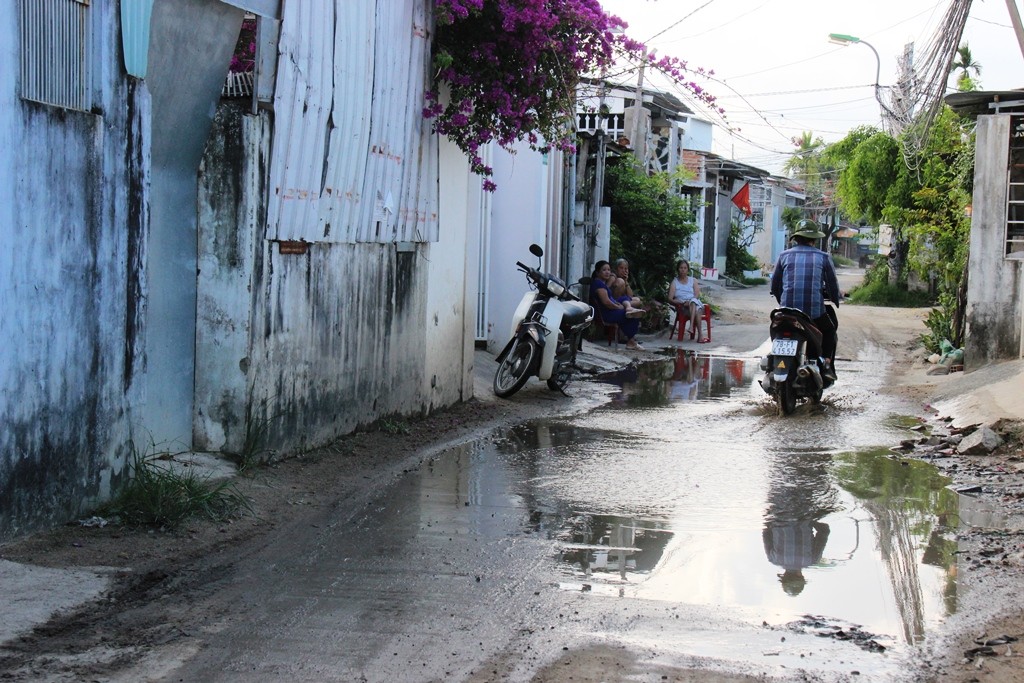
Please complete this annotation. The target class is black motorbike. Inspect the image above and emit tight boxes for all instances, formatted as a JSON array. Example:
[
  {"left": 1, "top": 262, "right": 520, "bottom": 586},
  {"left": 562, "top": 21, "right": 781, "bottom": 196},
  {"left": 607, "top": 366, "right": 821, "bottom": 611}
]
[
  {"left": 758, "top": 306, "right": 835, "bottom": 415},
  {"left": 493, "top": 245, "right": 594, "bottom": 398}
]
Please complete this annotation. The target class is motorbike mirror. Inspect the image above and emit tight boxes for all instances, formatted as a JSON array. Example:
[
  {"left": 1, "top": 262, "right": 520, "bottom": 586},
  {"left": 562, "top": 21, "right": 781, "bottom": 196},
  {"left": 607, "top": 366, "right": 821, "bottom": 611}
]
[
  {"left": 578, "top": 276, "right": 592, "bottom": 286},
  {"left": 529, "top": 244, "right": 544, "bottom": 258}
]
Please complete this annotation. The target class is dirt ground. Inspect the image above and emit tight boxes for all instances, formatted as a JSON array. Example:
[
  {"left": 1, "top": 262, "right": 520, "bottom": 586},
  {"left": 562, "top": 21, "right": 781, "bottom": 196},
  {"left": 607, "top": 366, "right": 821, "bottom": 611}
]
[{"left": 2, "top": 274, "right": 1023, "bottom": 682}]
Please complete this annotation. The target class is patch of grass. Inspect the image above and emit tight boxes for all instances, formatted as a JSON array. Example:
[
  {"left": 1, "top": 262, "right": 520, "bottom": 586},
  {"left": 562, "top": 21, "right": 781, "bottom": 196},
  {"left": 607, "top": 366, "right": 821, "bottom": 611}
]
[
  {"left": 741, "top": 276, "right": 767, "bottom": 286},
  {"left": 102, "top": 451, "right": 253, "bottom": 530},
  {"left": 846, "top": 281, "right": 934, "bottom": 307},
  {"left": 832, "top": 255, "right": 856, "bottom": 267},
  {"left": 229, "top": 409, "right": 278, "bottom": 473},
  {"left": 378, "top": 417, "right": 410, "bottom": 435}
]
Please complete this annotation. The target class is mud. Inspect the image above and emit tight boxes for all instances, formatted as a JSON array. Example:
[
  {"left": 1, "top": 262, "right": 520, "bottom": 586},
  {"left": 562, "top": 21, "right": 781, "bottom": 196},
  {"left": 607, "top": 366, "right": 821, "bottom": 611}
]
[{"left": 1, "top": 273, "right": 1023, "bottom": 682}]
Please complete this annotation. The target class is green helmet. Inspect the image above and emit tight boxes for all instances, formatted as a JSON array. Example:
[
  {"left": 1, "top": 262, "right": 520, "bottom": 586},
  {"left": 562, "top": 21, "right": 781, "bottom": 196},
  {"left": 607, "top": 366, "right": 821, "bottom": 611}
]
[{"left": 791, "top": 219, "right": 825, "bottom": 240}]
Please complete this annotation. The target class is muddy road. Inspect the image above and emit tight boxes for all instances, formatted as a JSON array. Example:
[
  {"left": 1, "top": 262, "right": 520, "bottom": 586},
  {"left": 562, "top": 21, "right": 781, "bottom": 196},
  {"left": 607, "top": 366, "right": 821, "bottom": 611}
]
[{"left": 2, "top": 281, "right": 1021, "bottom": 682}]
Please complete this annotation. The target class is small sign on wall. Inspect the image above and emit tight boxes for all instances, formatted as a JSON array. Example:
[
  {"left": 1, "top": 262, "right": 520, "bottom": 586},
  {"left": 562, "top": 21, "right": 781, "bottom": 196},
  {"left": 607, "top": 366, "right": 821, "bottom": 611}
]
[{"left": 277, "top": 240, "right": 309, "bottom": 255}]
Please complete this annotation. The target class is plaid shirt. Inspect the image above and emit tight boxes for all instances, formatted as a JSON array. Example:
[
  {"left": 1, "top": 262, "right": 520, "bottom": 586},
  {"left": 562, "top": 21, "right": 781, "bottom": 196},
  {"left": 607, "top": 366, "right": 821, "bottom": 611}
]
[{"left": 770, "top": 245, "right": 840, "bottom": 319}]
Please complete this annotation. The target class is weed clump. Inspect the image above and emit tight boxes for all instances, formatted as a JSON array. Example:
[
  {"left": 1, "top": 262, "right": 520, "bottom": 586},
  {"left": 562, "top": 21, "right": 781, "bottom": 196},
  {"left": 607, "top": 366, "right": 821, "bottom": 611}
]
[{"left": 102, "top": 453, "right": 252, "bottom": 530}]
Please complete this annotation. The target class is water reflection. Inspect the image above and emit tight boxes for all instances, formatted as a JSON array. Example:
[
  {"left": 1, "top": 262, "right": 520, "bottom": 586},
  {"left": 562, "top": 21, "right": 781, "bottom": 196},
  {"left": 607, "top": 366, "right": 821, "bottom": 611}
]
[
  {"left": 483, "top": 416, "right": 961, "bottom": 644},
  {"left": 763, "top": 451, "right": 840, "bottom": 596},
  {"left": 603, "top": 350, "right": 754, "bottom": 406},
  {"left": 557, "top": 514, "right": 673, "bottom": 583},
  {"left": 832, "top": 450, "right": 960, "bottom": 643}
]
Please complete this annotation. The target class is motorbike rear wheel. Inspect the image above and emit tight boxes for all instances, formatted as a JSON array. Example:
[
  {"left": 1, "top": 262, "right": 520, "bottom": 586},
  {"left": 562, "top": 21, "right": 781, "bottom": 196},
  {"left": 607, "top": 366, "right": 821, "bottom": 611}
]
[
  {"left": 494, "top": 338, "right": 538, "bottom": 398},
  {"left": 777, "top": 382, "right": 797, "bottom": 416}
]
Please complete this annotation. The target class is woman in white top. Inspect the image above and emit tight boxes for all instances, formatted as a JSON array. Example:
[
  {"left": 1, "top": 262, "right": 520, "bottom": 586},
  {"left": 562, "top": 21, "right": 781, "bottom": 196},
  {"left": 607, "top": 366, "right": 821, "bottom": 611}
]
[{"left": 668, "top": 260, "right": 707, "bottom": 342}]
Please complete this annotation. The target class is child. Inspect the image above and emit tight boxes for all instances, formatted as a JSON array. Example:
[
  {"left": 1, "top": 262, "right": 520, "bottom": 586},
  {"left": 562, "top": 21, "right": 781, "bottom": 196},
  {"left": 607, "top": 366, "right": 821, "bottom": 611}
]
[{"left": 611, "top": 277, "right": 645, "bottom": 318}]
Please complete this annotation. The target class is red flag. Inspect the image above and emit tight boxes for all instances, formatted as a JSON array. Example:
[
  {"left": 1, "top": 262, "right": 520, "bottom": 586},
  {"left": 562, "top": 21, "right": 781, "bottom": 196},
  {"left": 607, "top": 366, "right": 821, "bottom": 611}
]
[{"left": 731, "top": 182, "right": 752, "bottom": 218}]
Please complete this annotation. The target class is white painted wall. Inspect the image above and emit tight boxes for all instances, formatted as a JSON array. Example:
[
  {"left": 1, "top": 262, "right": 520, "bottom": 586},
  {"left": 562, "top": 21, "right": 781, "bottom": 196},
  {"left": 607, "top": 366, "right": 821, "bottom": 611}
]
[
  {"left": 681, "top": 116, "right": 713, "bottom": 153},
  {"left": 145, "top": 0, "right": 244, "bottom": 449},
  {"left": 485, "top": 141, "right": 554, "bottom": 353}
]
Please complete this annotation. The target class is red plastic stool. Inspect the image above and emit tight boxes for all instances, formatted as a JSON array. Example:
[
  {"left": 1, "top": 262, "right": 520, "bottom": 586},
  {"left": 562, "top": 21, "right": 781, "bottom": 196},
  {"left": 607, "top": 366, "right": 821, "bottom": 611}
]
[{"left": 670, "top": 303, "right": 712, "bottom": 342}]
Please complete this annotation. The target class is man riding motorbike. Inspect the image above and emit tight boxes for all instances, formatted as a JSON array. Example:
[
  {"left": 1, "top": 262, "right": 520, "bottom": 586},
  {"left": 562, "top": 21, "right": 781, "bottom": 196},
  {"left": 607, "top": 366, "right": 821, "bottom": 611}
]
[{"left": 769, "top": 219, "right": 841, "bottom": 381}]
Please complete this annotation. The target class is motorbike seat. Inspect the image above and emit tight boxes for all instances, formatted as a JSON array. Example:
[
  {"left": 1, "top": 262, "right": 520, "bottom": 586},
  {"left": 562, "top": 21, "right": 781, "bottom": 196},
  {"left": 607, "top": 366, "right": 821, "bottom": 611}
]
[
  {"left": 769, "top": 307, "right": 824, "bottom": 356},
  {"left": 563, "top": 300, "right": 594, "bottom": 327}
]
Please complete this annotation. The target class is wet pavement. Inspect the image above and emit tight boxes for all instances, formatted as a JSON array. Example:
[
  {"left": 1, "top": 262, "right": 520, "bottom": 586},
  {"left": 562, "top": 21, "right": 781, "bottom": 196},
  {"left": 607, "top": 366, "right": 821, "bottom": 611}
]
[{"left": 163, "top": 345, "right": 995, "bottom": 682}]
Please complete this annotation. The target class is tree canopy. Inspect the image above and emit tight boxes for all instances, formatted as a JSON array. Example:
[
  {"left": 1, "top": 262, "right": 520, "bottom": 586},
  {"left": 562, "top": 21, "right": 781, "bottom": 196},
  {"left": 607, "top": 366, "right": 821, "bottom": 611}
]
[{"left": 604, "top": 158, "right": 697, "bottom": 296}]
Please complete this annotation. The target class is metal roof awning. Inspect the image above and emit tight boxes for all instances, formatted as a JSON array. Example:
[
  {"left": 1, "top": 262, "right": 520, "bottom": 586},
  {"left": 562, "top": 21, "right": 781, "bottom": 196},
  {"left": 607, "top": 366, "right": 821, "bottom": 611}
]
[{"left": 945, "top": 90, "right": 1024, "bottom": 117}]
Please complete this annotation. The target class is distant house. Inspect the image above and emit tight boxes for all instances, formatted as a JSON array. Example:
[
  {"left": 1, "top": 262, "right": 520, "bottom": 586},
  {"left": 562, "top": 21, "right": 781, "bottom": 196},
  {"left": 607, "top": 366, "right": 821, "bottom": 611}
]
[
  {"left": 832, "top": 225, "right": 878, "bottom": 267},
  {"left": 574, "top": 80, "right": 789, "bottom": 283}
]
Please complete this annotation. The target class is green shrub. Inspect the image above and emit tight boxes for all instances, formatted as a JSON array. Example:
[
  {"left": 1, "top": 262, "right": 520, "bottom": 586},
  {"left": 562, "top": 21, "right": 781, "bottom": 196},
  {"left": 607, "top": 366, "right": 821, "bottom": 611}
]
[
  {"left": 846, "top": 280, "right": 933, "bottom": 307},
  {"left": 725, "top": 221, "right": 759, "bottom": 279},
  {"left": 920, "top": 292, "right": 955, "bottom": 354}
]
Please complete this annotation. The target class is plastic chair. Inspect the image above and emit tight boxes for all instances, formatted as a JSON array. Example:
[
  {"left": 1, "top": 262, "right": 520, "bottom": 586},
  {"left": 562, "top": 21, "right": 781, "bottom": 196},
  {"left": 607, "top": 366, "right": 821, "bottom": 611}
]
[
  {"left": 669, "top": 302, "right": 712, "bottom": 342},
  {"left": 592, "top": 303, "right": 620, "bottom": 347}
]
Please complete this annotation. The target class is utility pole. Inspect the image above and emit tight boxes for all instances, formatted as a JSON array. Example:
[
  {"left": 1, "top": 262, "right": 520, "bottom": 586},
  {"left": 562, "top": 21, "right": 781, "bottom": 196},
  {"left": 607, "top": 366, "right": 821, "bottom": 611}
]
[
  {"left": 1006, "top": 0, "right": 1024, "bottom": 62},
  {"left": 630, "top": 56, "right": 650, "bottom": 166}
]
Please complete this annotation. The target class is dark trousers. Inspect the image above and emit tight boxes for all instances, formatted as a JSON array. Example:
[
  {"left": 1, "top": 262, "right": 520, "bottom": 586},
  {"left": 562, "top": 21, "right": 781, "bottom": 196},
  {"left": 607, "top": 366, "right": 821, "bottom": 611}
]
[{"left": 813, "top": 310, "right": 837, "bottom": 364}]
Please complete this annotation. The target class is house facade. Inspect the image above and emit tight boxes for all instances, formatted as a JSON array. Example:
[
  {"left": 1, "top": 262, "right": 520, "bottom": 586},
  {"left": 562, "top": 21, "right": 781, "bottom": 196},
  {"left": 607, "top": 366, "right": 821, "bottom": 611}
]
[
  {"left": 1, "top": 0, "right": 481, "bottom": 540},
  {"left": 947, "top": 91, "right": 1024, "bottom": 369}
]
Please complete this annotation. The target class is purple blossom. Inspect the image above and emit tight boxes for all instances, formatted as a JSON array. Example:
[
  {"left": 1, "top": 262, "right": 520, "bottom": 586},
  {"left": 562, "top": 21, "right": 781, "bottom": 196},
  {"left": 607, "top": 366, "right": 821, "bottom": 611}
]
[{"left": 428, "top": 0, "right": 722, "bottom": 192}]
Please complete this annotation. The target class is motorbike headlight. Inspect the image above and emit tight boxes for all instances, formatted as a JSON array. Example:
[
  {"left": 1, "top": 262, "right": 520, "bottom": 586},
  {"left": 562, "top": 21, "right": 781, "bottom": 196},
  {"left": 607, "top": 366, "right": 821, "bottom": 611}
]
[{"left": 546, "top": 281, "right": 565, "bottom": 297}]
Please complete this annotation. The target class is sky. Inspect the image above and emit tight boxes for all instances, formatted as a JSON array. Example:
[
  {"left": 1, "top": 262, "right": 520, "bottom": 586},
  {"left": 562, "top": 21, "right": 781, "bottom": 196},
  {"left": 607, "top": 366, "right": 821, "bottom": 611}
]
[{"left": 597, "top": 0, "right": 1024, "bottom": 175}]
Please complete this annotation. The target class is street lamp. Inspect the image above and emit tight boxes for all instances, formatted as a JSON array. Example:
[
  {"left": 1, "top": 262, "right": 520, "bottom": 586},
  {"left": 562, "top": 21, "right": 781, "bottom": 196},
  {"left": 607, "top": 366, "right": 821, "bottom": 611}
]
[{"left": 828, "top": 32, "right": 883, "bottom": 112}]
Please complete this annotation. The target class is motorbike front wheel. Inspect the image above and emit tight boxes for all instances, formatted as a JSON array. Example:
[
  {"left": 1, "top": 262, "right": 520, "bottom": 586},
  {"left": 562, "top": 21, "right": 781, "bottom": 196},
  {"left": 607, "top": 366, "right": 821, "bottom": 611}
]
[
  {"left": 777, "top": 382, "right": 797, "bottom": 416},
  {"left": 494, "top": 337, "right": 539, "bottom": 398}
]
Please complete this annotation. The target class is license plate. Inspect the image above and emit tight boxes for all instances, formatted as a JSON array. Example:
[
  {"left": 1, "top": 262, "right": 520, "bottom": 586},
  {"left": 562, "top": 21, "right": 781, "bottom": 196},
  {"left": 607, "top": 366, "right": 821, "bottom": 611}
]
[{"left": 771, "top": 339, "right": 798, "bottom": 356}]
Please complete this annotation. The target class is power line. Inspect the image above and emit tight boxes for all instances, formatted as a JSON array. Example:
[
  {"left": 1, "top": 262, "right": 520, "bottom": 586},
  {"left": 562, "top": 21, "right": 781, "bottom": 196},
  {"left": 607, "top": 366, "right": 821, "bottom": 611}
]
[{"left": 644, "top": 0, "right": 718, "bottom": 43}]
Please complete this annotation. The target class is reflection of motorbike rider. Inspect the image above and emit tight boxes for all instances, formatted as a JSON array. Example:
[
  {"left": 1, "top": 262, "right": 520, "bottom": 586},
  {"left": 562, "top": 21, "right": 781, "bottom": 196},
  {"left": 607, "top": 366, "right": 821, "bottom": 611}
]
[
  {"left": 762, "top": 451, "right": 839, "bottom": 596},
  {"left": 769, "top": 219, "right": 841, "bottom": 381},
  {"left": 763, "top": 520, "right": 830, "bottom": 596}
]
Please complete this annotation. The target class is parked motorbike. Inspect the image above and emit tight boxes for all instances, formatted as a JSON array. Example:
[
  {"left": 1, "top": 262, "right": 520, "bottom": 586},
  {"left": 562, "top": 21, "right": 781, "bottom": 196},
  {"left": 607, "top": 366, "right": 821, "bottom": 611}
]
[
  {"left": 757, "top": 306, "right": 836, "bottom": 415},
  {"left": 493, "top": 244, "right": 594, "bottom": 398}
]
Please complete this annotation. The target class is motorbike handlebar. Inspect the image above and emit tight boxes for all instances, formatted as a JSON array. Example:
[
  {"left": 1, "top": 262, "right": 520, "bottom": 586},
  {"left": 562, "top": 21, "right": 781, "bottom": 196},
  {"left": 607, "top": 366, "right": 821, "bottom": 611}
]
[{"left": 515, "top": 259, "right": 585, "bottom": 302}]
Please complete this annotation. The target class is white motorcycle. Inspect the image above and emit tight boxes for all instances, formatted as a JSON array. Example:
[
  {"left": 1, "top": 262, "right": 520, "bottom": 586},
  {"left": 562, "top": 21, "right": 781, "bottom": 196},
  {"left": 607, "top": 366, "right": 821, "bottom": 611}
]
[{"left": 493, "top": 244, "right": 594, "bottom": 398}]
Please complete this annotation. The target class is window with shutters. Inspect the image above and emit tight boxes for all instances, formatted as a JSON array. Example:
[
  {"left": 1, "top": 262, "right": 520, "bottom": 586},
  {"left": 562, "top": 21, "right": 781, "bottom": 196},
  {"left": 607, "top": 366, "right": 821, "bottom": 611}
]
[{"left": 18, "top": 0, "right": 93, "bottom": 112}]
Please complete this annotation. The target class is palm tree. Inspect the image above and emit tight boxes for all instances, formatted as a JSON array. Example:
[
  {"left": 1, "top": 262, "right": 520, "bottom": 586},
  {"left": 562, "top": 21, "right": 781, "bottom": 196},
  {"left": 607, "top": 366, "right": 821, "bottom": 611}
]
[
  {"left": 784, "top": 132, "right": 829, "bottom": 220},
  {"left": 951, "top": 43, "right": 981, "bottom": 92},
  {"left": 782, "top": 131, "right": 823, "bottom": 179}
]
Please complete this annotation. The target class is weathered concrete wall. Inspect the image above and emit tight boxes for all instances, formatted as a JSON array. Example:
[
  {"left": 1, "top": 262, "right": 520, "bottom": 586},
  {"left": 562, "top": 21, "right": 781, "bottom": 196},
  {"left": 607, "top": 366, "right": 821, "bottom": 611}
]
[
  {"left": 0, "top": 5, "right": 147, "bottom": 539},
  {"left": 195, "top": 103, "right": 263, "bottom": 454},
  {"left": 966, "top": 115, "right": 1024, "bottom": 370},
  {"left": 145, "top": 0, "right": 244, "bottom": 449}
]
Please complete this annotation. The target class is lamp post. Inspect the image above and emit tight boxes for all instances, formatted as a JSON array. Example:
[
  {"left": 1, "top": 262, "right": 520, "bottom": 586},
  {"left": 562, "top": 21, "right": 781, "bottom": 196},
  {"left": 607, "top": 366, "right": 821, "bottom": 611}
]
[{"left": 828, "top": 33, "right": 883, "bottom": 112}]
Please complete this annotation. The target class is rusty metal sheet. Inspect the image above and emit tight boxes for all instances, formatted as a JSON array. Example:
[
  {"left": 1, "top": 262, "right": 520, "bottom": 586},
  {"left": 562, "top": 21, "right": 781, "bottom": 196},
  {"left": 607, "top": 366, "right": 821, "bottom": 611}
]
[{"left": 267, "top": 0, "right": 438, "bottom": 244}]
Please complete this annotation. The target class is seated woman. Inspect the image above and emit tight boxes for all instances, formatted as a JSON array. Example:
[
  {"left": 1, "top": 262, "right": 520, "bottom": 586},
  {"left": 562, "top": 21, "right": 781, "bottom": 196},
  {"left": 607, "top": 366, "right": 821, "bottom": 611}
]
[
  {"left": 668, "top": 260, "right": 708, "bottom": 342},
  {"left": 590, "top": 260, "right": 643, "bottom": 349}
]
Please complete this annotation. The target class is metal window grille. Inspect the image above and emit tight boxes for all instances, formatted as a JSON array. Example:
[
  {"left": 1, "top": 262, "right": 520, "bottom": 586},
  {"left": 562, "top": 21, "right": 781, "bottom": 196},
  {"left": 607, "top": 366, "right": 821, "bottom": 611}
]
[
  {"left": 1006, "top": 115, "right": 1024, "bottom": 259},
  {"left": 18, "top": 0, "right": 92, "bottom": 112},
  {"left": 750, "top": 184, "right": 768, "bottom": 211}
]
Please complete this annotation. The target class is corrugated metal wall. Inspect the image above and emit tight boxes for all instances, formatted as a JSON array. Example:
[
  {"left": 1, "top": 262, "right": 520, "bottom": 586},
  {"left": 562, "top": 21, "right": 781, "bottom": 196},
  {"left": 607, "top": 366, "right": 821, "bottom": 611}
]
[
  {"left": 267, "top": 0, "right": 437, "bottom": 244},
  {"left": 194, "top": 0, "right": 474, "bottom": 454}
]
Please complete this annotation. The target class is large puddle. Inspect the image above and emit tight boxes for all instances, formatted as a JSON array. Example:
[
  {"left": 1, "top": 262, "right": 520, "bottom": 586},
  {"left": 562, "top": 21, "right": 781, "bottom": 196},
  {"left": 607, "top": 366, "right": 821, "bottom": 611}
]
[{"left": 474, "top": 351, "right": 970, "bottom": 648}]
